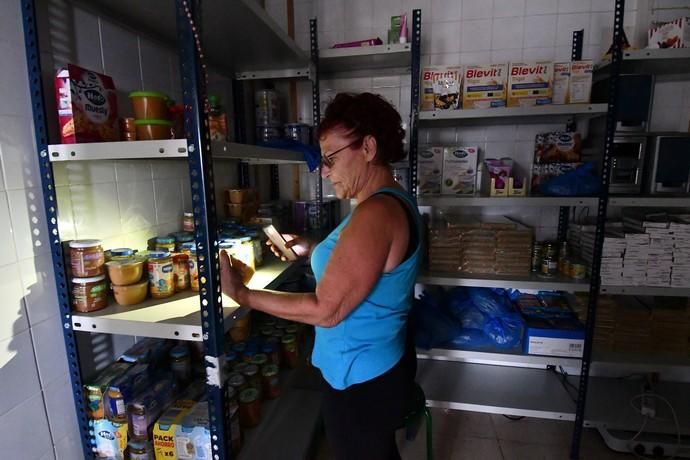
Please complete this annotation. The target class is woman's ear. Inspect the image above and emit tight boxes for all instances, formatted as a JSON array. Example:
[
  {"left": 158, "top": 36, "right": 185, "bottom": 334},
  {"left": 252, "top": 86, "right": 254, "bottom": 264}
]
[{"left": 363, "top": 135, "right": 378, "bottom": 163}]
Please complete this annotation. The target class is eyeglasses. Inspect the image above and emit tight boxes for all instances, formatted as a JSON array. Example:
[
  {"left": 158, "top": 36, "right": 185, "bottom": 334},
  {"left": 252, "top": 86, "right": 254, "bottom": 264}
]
[{"left": 320, "top": 140, "right": 359, "bottom": 168}]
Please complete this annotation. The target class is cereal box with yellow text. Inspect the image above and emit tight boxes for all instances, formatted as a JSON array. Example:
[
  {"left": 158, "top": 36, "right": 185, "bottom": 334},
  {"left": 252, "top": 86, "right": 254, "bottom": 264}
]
[{"left": 54, "top": 64, "right": 119, "bottom": 143}]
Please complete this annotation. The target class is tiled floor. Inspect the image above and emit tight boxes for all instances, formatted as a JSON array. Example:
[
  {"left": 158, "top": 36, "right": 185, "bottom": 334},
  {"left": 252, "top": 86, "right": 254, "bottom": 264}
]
[
  {"left": 396, "top": 409, "right": 635, "bottom": 460},
  {"left": 317, "top": 408, "right": 637, "bottom": 459}
]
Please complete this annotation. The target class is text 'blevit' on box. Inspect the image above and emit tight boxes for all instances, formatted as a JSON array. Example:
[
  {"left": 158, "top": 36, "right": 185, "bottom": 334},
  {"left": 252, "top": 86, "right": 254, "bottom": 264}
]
[
  {"left": 568, "top": 60, "right": 593, "bottom": 104},
  {"left": 417, "top": 146, "right": 444, "bottom": 195},
  {"left": 421, "top": 66, "right": 463, "bottom": 111},
  {"left": 507, "top": 62, "right": 554, "bottom": 107},
  {"left": 462, "top": 64, "right": 507, "bottom": 109},
  {"left": 442, "top": 146, "right": 479, "bottom": 195}
]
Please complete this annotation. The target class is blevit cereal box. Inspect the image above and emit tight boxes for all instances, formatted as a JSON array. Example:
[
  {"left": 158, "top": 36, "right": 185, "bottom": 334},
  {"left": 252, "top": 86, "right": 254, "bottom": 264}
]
[
  {"left": 507, "top": 62, "right": 554, "bottom": 108},
  {"left": 462, "top": 64, "right": 507, "bottom": 109},
  {"left": 442, "top": 146, "right": 479, "bottom": 195},
  {"left": 417, "top": 146, "right": 444, "bottom": 195},
  {"left": 552, "top": 62, "right": 570, "bottom": 105},
  {"left": 568, "top": 60, "right": 593, "bottom": 104},
  {"left": 421, "top": 66, "right": 463, "bottom": 111},
  {"left": 54, "top": 64, "right": 119, "bottom": 143}
]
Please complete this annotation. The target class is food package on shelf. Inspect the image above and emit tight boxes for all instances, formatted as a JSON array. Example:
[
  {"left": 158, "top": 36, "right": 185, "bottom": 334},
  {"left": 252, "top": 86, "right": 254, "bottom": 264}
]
[
  {"left": 153, "top": 398, "right": 198, "bottom": 460},
  {"left": 54, "top": 64, "right": 119, "bottom": 143},
  {"left": 92, "top": 418, "right": 128, "bottom": 459},
  {"left": 648, "top": 16, "right": 690, "bottom": 48},
  {"left": 441, "top": 146, "right": 478, "bottom": 195},
  {"left": 417, "top": 146, "right": 444, "bottom": 195},
  {"left": 420, "top": 66, "right": 463, "bottom": 111},
  {"left": 507, "top": 61, "right": 554, "bottom": 107},
  {"left": 85, "top": 361, "right": 134, "bottom": 420},
  {"left": 530, "top": 162, "right": 582, "bottom": 195},
  {"left": 552, "top": 62, "right": 570, "bottom": 104},
  {"left": 568, "top": 61, "right": 593, "bottom": 104},
  {"left": 462, "top": 64, "right": 507, "bottom": 109},
  {"left": 534, "top": 132, "right": 582, "bottom": 164},
  {"left": 175, "top": 401, "right": 227, "bottom": 460}
]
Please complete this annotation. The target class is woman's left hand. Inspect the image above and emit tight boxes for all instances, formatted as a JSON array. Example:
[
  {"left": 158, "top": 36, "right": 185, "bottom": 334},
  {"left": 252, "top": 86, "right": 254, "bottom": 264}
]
[{"left": 220, "top": 250, "right": 249, "bottom": 304}]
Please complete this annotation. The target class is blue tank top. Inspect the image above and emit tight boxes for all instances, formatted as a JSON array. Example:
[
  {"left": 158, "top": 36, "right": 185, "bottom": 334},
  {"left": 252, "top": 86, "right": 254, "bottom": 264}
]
[{"left": 310, "top": 187, "right": 422, "bottom": 390}]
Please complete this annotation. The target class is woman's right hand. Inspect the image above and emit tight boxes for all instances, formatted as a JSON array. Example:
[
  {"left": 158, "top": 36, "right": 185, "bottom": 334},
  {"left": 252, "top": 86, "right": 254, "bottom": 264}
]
[{"left": 266, "top": 234, "right": 312, "bottom": 261}]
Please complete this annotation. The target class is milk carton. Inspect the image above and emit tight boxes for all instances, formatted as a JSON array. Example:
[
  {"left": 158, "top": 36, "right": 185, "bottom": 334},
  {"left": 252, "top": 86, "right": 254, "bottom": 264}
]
[
  {"left": 462, "top": 64, "right": 507, "bottom": 109},
  {"left": 507, "top": 62, "right": 554, "bottom": 107},
  {"left": 417, "top": 146, "right": 444, "bottom": 195},
  {"left": 552, "top": 62, "right": 570, "bottom": 105},
  {"left": 421, "top": 66, "right": 463, "bottom": 111},
  {"left": 568, "top": 60, "right": 593, "bottom": 104},
  {"left": 442, "top": 146, "right": 479, "bottom": 195}
]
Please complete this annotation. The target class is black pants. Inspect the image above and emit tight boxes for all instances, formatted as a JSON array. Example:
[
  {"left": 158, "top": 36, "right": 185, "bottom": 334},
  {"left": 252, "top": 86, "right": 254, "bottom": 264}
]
[{"left": 320, "top": 335, "right": 417, "bottom": 460}]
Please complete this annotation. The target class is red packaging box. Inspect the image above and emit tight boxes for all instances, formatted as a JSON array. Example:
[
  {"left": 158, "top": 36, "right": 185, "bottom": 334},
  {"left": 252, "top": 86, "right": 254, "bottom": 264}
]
[{"left": 54, "top": 64, "right": 119, "bottom": 143}]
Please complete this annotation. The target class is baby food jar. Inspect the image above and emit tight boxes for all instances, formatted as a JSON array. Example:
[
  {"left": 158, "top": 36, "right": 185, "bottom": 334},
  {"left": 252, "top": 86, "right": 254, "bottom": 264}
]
[
  {"left": 238, "top": 388, "right": 262, "bottom": 428},
  {"left": 106, "top": 247, "right": 135, "bottom": 262},
  {"left": 172, "top": 253, "right": 190, "bottom": 291},
  {"left": 170, "top": 345, "right": 192, "bottom": 385},
  {"left": 155, "top": 236, "right": 176, "bottom": 253},
  {"left": 261, "top": 340, "right": 281, "bottom": 368},
  {"left": 172, "top": 232, "right": 195, "bottom": 252},
  {"left": 127, "top": 440, "right": 150, "bottom": 460},
  {"left": 261, "top": 364, "right": 281, "bottom": 400},
  {"left": 107, "top": 387, "right": 127, "bottom": 423},
  {"left": 183, "top": 212, "right": 195, "bottom": 232},
  {"left": 281, "top": 334, "right": 299, "bottom": 369},
  {"left": 128, "top": 402, "right": 149, "bottom": 441},
  {"left": 147, "top": 252, "right": 175, "bottom": 299},
  {"left": 227, "top": 372, "right": 248, "bottom": 394},
  {"left": 72, "top": 275, "right": 108, "bottom": 312},
  {"left": 181, "top": 243, "right": 199, "bottom": 292},
  {"left": 250, "top": 353, "right": 268, "bottom": 368},
  {"left": 70, "top": 239, "right": 105, "bottom": 277}
]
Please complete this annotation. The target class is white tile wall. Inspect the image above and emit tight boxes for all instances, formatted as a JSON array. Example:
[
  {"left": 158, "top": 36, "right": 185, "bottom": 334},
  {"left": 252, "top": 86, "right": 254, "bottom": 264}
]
[
  {"left": 31, "top": 314, "right": 70, "bottom": 387},
  {"left": 0, "top": 393, "right": 54, "bottom": 459}
]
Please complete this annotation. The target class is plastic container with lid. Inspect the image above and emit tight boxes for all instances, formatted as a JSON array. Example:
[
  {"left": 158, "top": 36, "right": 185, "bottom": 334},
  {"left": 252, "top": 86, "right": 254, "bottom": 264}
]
[
  {"left": 147, "top": 252, "right": 175, "bottom": 299},
  {"left": 250, "top": 353, "right": 268, "bottom": 368},
  {"left": 261, "top": 340, "right": 281, "bottom": 367},
  {"left": 155, "top": 236, "right": 176, "bottom": 253},
  {"left": 224, "top": 350, "right": 239, "bottom": 373},
  {"left": 72, "top": 275, "right": 108, "bottom": 312},
  {"left": 232, "top": 361, "right": 249, "bottom": 375},
  {"left": 172, "top": 232, "right": 195, "bottom": 251},
  {"left": 106, "top": 247, "right": 135, "bottom": 261},
  {"left": 112, "top": 279, "right": 148, "bottom": 306},
  {"left": 70, "top": 239, "right": 105, "bottom": 277},
  {"left": 183, "top": 212, "right": 195, "bottom": 232},
  {"left": 261, "top": 364, "right": 281, "bottom": 400},
  {"left": 241, "top": 364, "right": 261, "bottom": 392},
  {"left": 106, "top": 258, "right": 144, "bottom": 286},
  {"left": 172, "top": 253, "right": 190, "bottom": 291},
  {"left": 169, "top": 345, "right": 192, "bottom": 385},
  {"left": 238, "top": 388, "right": 262, "bottom": 428},
  {"left": 227, "top": 372, "right": 248, "bottom": 393},
  {"left": 129, "top": 91, "right": 169, "bottom": 119},
  {"left": 135, "top": 119, "right": 172, "bottom": 140}
]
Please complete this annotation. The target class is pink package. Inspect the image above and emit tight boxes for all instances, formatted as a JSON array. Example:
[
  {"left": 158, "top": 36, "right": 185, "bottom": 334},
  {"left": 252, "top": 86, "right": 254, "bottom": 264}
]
[
  {"left": 332, "top": 38, "right": 383, "bottom": 48},
  {"left": 485, "top": 158, "right": 514, "bottom": 190}
]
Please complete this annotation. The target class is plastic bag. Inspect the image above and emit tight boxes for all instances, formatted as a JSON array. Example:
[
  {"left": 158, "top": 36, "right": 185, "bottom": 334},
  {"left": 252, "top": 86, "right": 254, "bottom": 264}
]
[
  {"left": 483, "top": 314, "right": 524, "bottom": 349},
  {"left": 409, "top": 290, "right": 462, "bottom": 350},
  {"left": 540, "top": 162, "right": 601, "bottom": 197}
]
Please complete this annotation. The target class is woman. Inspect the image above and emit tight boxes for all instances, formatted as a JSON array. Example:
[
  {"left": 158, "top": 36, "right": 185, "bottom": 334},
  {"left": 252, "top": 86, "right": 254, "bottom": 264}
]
[{"left": 221, "top": 92, "right": 422, "bottom": 459}]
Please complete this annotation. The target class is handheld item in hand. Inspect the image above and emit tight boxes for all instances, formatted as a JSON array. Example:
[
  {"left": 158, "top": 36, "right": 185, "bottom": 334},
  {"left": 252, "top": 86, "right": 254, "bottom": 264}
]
[{"left": 262, "top": 225, "right": 298, "bottom": 261}]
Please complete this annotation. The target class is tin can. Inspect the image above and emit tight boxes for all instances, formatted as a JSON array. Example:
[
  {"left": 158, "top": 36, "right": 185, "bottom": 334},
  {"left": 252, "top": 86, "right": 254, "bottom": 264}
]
[
  {"left": 284, "top": 123, "right": 311, "bottom": 145},
  {"left": 255, "top": 89, "right": 280, "bottom": 125}
]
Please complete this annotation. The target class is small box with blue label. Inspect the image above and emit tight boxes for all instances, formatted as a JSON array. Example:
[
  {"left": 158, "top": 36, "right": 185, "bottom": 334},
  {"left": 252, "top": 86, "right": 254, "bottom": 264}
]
[{"left": 523, "top": 317, "right": 585, "bottom": 357}]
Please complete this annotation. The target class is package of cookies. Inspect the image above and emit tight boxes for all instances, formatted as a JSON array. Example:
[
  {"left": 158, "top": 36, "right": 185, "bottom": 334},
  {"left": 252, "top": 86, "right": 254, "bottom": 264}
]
[
  {"left": 55, "top": 64, "right": 119, "bottom": 144},
  {"left": 420, "top": 66, "right": 462, "bottom": 111},
  {"left": 534, "top": 131, "right": 582, "bottom": 164}
]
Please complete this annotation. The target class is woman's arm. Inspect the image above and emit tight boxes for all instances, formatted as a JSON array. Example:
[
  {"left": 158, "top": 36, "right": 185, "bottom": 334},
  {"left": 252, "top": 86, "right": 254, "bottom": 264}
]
[{"left": 221, "top": 195, "right": 405, "bottom": 327}]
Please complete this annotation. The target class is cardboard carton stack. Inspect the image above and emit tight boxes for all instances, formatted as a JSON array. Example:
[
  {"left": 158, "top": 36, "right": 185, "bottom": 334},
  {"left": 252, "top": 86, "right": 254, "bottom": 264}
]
[{"left": 670, "top": 219, "right": 690, "bottom": 288}]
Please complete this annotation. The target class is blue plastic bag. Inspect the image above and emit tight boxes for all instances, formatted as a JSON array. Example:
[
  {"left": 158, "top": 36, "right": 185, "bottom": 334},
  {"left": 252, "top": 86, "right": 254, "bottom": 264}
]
[
  {"left": 541, "top": 162, "right": 601, "bottom": 197},
  {"left": 410, "top": 290, "right": 462, "bottom": 350}
]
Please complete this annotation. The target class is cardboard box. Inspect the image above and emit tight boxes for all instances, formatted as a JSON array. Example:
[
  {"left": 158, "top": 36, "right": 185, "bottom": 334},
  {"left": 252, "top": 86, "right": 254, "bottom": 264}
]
[
  {"left": 462, "top": 64, "right": 507, "bottom": 109},
  {"left": 92, "top": 418, "right": 128, "bottom": 459},
  {"left": 552, "top": 62, "right": 570, "bottom": 105},
  {"left": 175, "top": 402, "right": 217, "bottom": 460},
  {"left": 523, "top": 320, "right": 585, "bottom": 357},
  {"left": 417, "top": 146, "right": 444, "bottom": 195},
  {"left": 442, "top": 146, "right": 479, "bottom": 195},
  {"left": 54, "top": 64, "right": 119, "bottom": 144},
  {"left": 648, "top": 17, "right": 690, "bottom": 48},
  {"left": 420, "top": 66, "right": 463, "bottom": 111},
  {"left": 507, "top": 62, "right": 554, "bottom": 107},
  {"left": 154, "top": 402, "right": 195, "bottom": 460},
  {"left": 568, "top": 60, "right": 593, "bottom": 104}
]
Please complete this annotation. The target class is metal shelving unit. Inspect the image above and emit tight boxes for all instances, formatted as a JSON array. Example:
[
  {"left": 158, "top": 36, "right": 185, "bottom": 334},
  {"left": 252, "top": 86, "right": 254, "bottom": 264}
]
[
  {"left": 608, "top": 196, "right": 690, "bottom": 208},
  {"left": 419, "top": 103, "right": 607, "bottom": 126},
  {"left": 595, "top": 47, "right": 690, "bottom": 80},
  {"left": 22, "top": 0, "right": 312, "bottom": 457},
  {"left": 318, "top": 43, "right": 411, "bottom": 75},
  {"left": 417, "top": 196, "right": 598, "bottom": 207},
  {"left": 418, "top": 271, "right": 591, "bottom": 291},
  {"left": 417, "top": 347, "right": 582, "bottom": 370}
]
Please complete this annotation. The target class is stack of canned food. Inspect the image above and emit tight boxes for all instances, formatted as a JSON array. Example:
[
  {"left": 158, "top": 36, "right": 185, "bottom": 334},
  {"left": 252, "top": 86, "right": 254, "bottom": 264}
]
[{"left": 532, "top": 241, "right": 586, "bottom": 280}]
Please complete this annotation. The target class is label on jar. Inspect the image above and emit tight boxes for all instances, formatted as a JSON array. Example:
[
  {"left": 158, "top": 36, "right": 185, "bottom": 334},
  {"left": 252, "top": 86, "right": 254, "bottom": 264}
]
[
  {"left": 131, "top": 413, "right": 148, "bottom": 437},
  {"left": 188, "top": 258, "right": 199, "bottom": 290},
  {"left": 148, "top": 261, "right": 174, "bottom": 297},
  {"left": 72, "top": 250, "right": 104, "bottom": 277},
  {"left": 174, "top": 263, "right": 190, "bottom": 290},
  {"left": 108, "top": 396, "right": 126, "bottom": 418},
  {"left": 73, "top": 282, "right": 107, "bottom": 311}
]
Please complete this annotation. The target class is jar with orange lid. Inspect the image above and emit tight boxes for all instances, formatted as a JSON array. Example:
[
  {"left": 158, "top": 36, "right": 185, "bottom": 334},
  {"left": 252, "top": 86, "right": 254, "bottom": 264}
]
[
  {"left": 72, "top": 275, "right": 108, "bottom": 312},
  {"left": 172, "top": 253, "right": 190, "bottom": 291},
  {"left": 70, "top": 239, "right": 105, "bottom": 277},
  {"left": 147, "top": 252, "right": 175, "bottom": 299}
]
